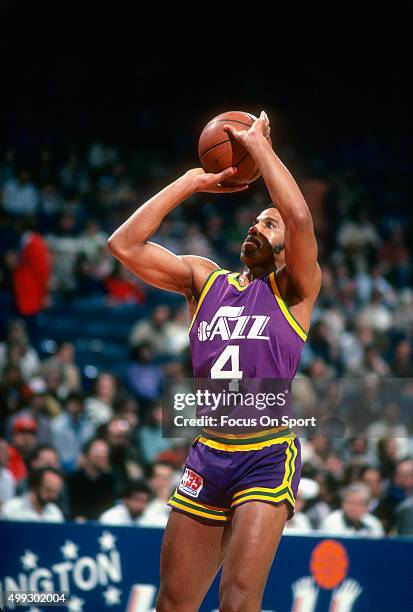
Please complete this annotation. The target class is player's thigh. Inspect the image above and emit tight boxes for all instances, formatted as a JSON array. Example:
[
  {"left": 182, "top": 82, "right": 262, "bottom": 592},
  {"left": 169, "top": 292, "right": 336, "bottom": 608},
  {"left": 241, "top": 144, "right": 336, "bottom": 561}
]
[
  {"left": 219, "top": 501, "right": 289, "bottom": 612},
  {"left": 157, "top": 509, "right": 229, "bottom": 611}
]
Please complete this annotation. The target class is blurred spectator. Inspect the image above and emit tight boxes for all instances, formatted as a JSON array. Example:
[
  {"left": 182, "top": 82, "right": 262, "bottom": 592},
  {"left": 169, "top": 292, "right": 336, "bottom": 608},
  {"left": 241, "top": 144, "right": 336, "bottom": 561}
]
[
  {"left": 367, "top": 402, "right": 410, "bottom": 458},
  {"left": 337, "top": 209, "right": 380, "bottom": 256},
  {"left": 376, "top": 459, "right": 413, "bottom": 532},
  {"left": 59, "top": 153, "right": 90, "bottom": 196},
  {"left": 138, "top": 402, "right": 172, "bottom": 465},
  {"left": 42, "top": 342, "right": 81, "bottom": 392},
  {"left": 104, "top": 261, "right": 146, "bottom": 304},
  {"left": 139, "top": 461, "right": 175, "bottom": 527},
  {"left": 80, "top": 220, "right": 107, "bottom": 261},
  {"left": 85, "top": 372, "right": 118, "bottom": 427},
  {"left": 1, "top": 467, "right": 64, "bottom": 522},
  {"left": 377, "top": 438, "right": 399, "bottom": 479},
  {"left": 163, "top": 307, "right": 189, "bottom": 356},
  {"left": 361, "top": 466, "right": 384, "bottom": 513},
  {"left": 395, "top": 496, "right": 413, "bottom": 535},
  {"left": 127, "top": 343, "right": 162, "bottom": 405},
  {"left": 27, "top": 444, "right": 61, "bottom": 471},
  {"left": 391, "top": 339, "right": 413, "bottom": 378},
  {"left": 74, "top": 253, "right": 105, "bottom": 295},
  {"left": 283, "top": 478, "right": 312, "bottom": 535},
  {"left": 2, "top": 170, "right": 39, "bottom": 216},
  {"left": 321, "top": 483, "right": 384, "bottom": 537},
  {"left": 10, "top": 217, "right": 51, "bottom": 317},
  {"left": 0, "top": 439, "right": 16, "bottom": 509},
  {"left": 301, "top": 474, "right": 335, "bottom": 529},
  {"left": 46, "top": 211, "right": 82, "bottom": 292},
  {"left": 99, "top": 479, "right": 153, "bottom": 526},
  {"left": 67, "top": 437, "right": 116, "bottom": 520},
  {"left": 182, "top": 223, "right": 214, "bottom": 259},
  {"left": 378, "top": 225, "right": 410, "bottom": 288},
  {"left": 114, "top": 395, "right": 139, "bottom": 430},
  {"left": 50, "top": 392, "right": 95, "bottom": 473},
  {"left": 0, "top": 320, "right": 40, "bottom": 381},
  {"left": 7, "top": 416, "right": 38, "bottom": 482},
  {"left": 357, "top": 290, "right": 393, "bottom": 334},
  {"left": 104, "top": 417, "right": 142, "bottom": 496},
  {"left": 129, "top": 305, "right": 171, "bottom": 354}
]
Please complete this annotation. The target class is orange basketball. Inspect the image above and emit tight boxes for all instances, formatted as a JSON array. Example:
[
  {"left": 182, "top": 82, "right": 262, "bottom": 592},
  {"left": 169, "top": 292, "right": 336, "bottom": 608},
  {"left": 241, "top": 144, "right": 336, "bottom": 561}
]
[
  {"left": 198, "top": 111, "right": 270, "bottom": 186},
  {"left": 310, "top": 540, "right": 349, "bottom": 590}
]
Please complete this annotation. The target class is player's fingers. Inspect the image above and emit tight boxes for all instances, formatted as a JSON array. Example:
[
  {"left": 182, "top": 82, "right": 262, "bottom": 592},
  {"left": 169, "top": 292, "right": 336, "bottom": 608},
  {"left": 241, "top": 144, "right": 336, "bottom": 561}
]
[
  {"left": 215, "top": 166, "right": 237, "bottom": 183},
  {"left": 260, "top": 110, "right": 270, "bottom": 130},
  {"left": 223, "top": 124, "right": 239, "bottom": 138}
]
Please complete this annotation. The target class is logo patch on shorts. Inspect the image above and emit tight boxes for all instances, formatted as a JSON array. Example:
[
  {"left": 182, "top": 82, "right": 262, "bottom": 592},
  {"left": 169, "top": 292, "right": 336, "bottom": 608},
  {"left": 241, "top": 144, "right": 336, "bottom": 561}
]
[{"left": 178, "top": 468, "right": 204, "bottom": 498}]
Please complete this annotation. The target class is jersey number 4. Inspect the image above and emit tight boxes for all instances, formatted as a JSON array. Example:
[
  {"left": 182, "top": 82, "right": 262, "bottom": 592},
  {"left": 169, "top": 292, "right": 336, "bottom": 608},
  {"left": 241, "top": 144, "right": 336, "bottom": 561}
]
[{"left": 210, "top": 345, "right": 243, "bottom": 379}]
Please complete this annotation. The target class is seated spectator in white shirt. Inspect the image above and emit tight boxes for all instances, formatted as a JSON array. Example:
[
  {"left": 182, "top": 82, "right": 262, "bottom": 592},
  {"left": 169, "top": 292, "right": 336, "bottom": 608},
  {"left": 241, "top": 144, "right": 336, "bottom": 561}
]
[
  {"left": 99, "top": 480, "right": 153, "bottom": 526},
  {"left": 284, "top": 480, "right": 315, "bottom": 535},
  {"left": 138, "top": 461, "right": 176, "bottom": 528},
  {"left": 1, "top": 467, "right": 64, "bottom": 522},
  {"left": 0, "top": 439, "right": 16, "bottom": 511},
  {"left": 321, "top": 483, "right": 384, "bottom": 537}
]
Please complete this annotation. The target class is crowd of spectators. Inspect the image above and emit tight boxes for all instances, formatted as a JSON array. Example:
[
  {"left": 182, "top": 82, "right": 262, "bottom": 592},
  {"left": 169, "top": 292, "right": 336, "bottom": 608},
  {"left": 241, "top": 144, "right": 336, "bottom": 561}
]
[{"left": 0, "top": 135, "right": 412, "bottom": 537}]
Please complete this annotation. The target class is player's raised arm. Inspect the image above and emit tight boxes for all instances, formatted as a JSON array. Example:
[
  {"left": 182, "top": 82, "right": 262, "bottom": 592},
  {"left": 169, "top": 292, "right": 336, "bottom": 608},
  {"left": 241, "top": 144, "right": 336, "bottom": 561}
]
[
  {"left": 107, "top": 167, "right": 247, "bottom": 298},
  {"left": 224, "top": 113, "right": 321, "bottom": 300}
]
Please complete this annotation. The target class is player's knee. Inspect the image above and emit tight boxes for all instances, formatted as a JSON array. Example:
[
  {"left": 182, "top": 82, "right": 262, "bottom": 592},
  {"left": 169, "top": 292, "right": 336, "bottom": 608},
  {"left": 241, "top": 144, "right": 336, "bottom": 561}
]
[
  {"left": 219, "top": 579, "right": 259, "bottom": 612},
  {"left": 156, "top": 586, "right": 189, "bottom": 612}
]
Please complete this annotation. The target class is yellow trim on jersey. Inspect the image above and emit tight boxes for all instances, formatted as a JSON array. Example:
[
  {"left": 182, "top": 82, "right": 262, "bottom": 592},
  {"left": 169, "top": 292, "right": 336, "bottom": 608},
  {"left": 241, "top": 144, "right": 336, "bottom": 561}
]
[
  {"left": 188, "top": 268, "right": 229, "bottom": 332},
  {"left": 198, "top": 431, "right": 295, "bottom": 452},
  {"left": 227, "top": 272, "right": 249, "bottom": 291},
  {"left": 269, "top": 272, "right": 308, "bottom": 342}
]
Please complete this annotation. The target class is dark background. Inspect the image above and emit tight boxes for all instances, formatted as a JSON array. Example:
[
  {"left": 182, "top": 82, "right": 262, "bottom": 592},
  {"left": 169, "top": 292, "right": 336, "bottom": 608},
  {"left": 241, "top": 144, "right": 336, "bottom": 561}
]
[{"left": 1, "top": 2, "right": 411, "bottom": 172}]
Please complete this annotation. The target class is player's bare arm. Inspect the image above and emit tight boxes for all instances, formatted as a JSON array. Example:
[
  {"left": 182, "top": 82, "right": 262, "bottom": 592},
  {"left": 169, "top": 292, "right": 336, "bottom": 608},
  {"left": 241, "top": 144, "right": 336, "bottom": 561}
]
[
  {"left": 107, "top": 167, "right": 247, "bottom": 311},
  {"left": 225, "top": 112, "right": 321, "bottom": 331}
]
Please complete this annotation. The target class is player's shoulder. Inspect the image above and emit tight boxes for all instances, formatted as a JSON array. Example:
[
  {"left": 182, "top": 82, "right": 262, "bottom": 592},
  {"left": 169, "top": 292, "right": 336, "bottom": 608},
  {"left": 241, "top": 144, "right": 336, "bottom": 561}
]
[
  {"left": 180, "top": 256, "right": 223, "bottom": 301},
  {"left": 180, "top": 255, "right": 220, "bottom": 273}
]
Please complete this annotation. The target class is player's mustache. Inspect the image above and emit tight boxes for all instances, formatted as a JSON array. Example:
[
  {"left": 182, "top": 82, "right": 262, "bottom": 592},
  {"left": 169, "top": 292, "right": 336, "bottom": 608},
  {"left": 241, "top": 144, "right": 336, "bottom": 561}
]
[{"left": 243, "top": 231, "right": 270, "bottom": 249}]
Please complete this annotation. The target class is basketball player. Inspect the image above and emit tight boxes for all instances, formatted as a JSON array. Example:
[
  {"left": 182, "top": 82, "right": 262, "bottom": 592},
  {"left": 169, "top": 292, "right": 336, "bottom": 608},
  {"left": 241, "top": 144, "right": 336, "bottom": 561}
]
[{"left": 108, "top": 112, "right": 321, "bottom": 612}]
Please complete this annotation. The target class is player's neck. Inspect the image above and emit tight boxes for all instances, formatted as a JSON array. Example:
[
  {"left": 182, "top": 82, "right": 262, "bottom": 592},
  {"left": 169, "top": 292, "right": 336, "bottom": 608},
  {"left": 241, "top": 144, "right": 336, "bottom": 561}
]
[{"left": 241, "top": 263, "right": 276, "bottom": 282}]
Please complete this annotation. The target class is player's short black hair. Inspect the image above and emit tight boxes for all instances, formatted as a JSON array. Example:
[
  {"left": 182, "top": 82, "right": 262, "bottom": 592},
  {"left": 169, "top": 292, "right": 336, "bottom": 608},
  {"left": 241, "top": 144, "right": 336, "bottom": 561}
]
[{"left": 122, "top": 479, "right": 153, "bottom": 499}]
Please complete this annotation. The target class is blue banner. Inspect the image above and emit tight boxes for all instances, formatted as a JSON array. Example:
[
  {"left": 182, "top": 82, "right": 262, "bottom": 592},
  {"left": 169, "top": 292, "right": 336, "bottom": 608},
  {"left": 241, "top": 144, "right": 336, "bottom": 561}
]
[{"left": 0, "top": 521, "right": 412, "bottom": 611}]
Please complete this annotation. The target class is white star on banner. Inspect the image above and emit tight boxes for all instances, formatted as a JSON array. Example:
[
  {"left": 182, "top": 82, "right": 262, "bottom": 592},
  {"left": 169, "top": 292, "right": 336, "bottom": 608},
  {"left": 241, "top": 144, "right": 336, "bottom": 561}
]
[
  {"left": 61, "top": 540, "right": 79, "bottom": 560},
  {"left": 67, "top": 595, "right": 84, "bottom": 612},
  {"left": 28, "top": 607, "right": 41, "bottom": 612},
  {"left": 103, "top": 586, "right": 122, "bottom": 606},
  {"left": 98, "top": 531, "right": 117, "bottom": 551},
  {"left": 20, "top": 550, "right": 39, "bottom": 570}
]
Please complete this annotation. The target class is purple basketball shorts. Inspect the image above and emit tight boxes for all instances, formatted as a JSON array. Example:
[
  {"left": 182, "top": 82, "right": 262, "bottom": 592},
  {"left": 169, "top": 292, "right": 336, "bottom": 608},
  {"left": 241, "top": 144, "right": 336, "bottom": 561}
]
[{"left": 168, "top": 428, "right": 301, "bottom": 524}]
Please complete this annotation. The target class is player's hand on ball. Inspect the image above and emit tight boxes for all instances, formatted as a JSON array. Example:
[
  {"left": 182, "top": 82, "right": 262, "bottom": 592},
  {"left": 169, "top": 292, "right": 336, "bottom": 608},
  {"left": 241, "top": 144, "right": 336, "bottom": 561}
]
[
  {"left": 185, "top": 167, "right": 249, "bottom": 193},
  {"left": 223, "top": 111, "right": 271, "bottom": 153}
]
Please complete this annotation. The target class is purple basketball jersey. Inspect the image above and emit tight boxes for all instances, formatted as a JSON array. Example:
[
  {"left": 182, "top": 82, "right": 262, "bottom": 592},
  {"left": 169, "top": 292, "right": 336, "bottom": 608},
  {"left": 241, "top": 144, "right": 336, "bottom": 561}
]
[{"left": 189, "top": 269, "right": 307, "bottom": 380}]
